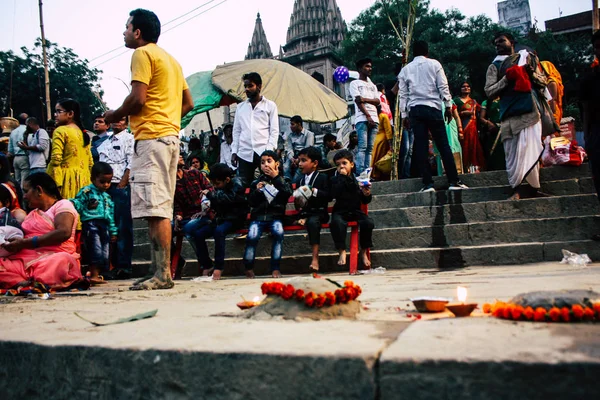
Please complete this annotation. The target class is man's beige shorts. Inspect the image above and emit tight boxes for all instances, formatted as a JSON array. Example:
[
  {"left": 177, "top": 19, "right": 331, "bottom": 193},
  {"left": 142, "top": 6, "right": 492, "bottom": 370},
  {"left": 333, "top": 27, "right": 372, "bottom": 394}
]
[{"left": 130, "top": 136, "right": 179, "bottom": 220}]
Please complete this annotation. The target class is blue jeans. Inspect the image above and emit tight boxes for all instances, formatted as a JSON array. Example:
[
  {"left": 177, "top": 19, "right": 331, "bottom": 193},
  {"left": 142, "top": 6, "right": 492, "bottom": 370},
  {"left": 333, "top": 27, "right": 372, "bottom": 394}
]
[
  {"left": 355, "top": 121, "right": 378, "bottom": 174},
  {"left": 409, "top": 105, "right": 459, "bottom": 186},
  {"left": 244, "top": 220, "right": 284, "bottom": 271},
  {"left": 399, "top": 128, "right": 414, "bottom": 179},
  {"left": 29, "top": 167, "right": 47, "bottom": 175},
  {"left": 283, "top": 158, "right": 303, "bottom": 184},
  {"left": 82, "top": 220, "right": 110, "bottom": 273},
  {"left": 183, "top": 219, "right": 233, "bottom": 270},
  {"left": 107, "top": 184, "right": 133, "bottom": 270}
]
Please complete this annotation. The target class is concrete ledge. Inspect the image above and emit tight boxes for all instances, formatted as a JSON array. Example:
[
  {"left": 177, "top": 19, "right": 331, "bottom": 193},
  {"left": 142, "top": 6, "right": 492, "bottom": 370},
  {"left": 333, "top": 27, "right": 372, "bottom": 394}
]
[{"left": 380, "top": 318, "right": 600, "bottom": 399}]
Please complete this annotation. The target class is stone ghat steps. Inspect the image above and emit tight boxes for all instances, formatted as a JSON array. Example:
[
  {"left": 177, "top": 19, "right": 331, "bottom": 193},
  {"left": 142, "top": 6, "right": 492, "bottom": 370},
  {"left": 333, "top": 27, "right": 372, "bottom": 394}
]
[
  {"left": 131, "top": 238, "right": 600, "bottom": 277},
  {"left": 370, "top": 164, "right": 590, "bottom": 195},
  {"left": 132, "top": 215, "right": 600, "bottom": 263}
]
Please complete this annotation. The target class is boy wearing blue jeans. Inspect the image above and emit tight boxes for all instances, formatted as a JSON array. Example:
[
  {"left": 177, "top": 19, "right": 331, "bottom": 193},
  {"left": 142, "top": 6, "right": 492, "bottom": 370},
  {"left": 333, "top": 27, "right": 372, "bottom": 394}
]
[
  {"left": 244, "top": 150, "right": 292, "bottom": 278},
  {"left": 71, "top": 162, "right": 117, "bottom": 284}
]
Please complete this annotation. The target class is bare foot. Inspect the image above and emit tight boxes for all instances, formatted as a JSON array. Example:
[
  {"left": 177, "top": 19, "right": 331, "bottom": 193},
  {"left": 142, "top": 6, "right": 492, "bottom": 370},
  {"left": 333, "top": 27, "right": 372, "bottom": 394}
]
[
  {"left": 297, "top": 218, "right": 306, "bottom": 226},
  {"left": 360, "top": 249, "right": 371, "bottom": 268},
  {"left": 272, "top": 270, "right": 282, "bottom": 278},
  {"left": 202, "top": 268, "right": 214, "bottom": 277},
  {"left": 337, "top": 250, "right": 347, "bottom": 266},
  {"left": 212, "top": 270, "right": 222, "bottom": 280},
  {"left": 130, "top": 276, "right": 174, "bottom": 290},
  {"left": 245, "top": 270, "right": 255, "bottom": 279},
  {"left": 309, "top": 257, "right": 319, "bottom": 271}
]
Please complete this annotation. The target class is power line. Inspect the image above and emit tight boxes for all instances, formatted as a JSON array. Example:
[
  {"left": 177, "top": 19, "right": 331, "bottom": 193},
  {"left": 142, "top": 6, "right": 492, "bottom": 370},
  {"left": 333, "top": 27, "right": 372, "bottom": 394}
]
[{"left": 89, "top": 0, "right": 223, "bottom": 63}]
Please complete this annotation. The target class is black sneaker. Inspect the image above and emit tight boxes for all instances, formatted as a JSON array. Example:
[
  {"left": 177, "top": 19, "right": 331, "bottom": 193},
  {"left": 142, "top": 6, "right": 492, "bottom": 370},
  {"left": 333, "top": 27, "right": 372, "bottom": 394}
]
[
  {"left": 419, "top": 184, "right": 435, "bottom": 193},
  {"left": 449, "top": 181, "right": 469, "bottom": 190}
]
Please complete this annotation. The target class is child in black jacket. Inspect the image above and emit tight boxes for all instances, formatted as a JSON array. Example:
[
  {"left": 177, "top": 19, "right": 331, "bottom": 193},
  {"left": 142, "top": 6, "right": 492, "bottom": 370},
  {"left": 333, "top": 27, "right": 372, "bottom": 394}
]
[
  {"left": 244, "top": 151, "right": 292, "bottom": 278},
  {"left": 329, "top": 149, "right": 374, "bottom": 267},
  {"left": 199, "top": 163, "right": 248, "bottom": 280},
  {"left": 295, "top": 146, "right": 330, "bottom": 271}
]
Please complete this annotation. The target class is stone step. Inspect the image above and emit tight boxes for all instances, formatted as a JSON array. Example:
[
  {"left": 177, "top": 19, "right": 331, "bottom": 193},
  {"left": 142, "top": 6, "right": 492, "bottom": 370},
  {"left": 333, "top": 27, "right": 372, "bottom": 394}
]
[
  {"left": 369, "top": 194, "right": 600, "bottom": 228},
  {"left": 133, "top": 238, "right": 600, "bottom": 278},
  {"left": 132, "top": 215, "right": 600, "bottom": 263},
  {"left": 369, "top": 178, "right": 594, "bottom": 209},
  {"left": 371, "top": 164, "right": 591, "bottom": 195}
]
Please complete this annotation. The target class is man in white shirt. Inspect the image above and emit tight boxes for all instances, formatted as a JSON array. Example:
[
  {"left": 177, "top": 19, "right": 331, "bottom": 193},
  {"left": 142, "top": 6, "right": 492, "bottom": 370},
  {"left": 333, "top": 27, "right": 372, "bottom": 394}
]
[
  {"left": 98, "top": 116, "right": 135, "bottom": 278},
  {"left": 20, "top": 117, "right": 50, "bottom": 174},
  {"left": 349, "top": 58, "right": 380, "bottom": 174},
  {"left": 231, "top": 72, "right": 279, "bottom": 187},
  {"left": 7, "top": 113, "right": 30, "bottom": 187},
  {"left": 219, "top": 123, "right": 236, "bottom": 170},
  {"left": 284, "top": 115, "right": 314, "bottom": 183},
  {"left": 398, "top": 40, "right": 468, "bottom": 192}
]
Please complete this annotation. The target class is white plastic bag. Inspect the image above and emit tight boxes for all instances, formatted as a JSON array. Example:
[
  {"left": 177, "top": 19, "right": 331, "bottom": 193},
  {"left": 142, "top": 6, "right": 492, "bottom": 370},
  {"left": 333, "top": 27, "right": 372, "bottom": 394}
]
[
  {"left": 560, "top": 249, "right": 592, "bottom": 267},
  {"left": 261, "top": 183, "right": 279, "bottom": 204},
  {"left": 293, "top": 185, "right": 312, "bottom": 209}
]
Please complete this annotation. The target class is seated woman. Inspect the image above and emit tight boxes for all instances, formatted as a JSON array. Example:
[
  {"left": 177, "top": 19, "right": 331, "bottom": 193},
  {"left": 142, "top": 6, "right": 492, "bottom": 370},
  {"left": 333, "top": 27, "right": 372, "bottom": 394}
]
[{"left": 0, "top": 173, "right": 84, "bottom": 290}]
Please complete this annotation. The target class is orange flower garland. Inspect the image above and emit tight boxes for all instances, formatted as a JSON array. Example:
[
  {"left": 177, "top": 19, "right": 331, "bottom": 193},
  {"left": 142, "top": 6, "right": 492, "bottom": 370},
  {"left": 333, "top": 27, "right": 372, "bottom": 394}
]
[
  {"left": 261, "top": 280, "right": 362, "bottom": 308},
  {"left": 483, "top": 301, "right": 600, "bottom": 323}
]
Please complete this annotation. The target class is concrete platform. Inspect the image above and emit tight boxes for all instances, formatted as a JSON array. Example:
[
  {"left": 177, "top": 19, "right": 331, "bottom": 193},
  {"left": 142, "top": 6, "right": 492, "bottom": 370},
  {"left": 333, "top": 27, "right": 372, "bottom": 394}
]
[{"left": 1, "top": 263, "right": 599, "bottom": 399}]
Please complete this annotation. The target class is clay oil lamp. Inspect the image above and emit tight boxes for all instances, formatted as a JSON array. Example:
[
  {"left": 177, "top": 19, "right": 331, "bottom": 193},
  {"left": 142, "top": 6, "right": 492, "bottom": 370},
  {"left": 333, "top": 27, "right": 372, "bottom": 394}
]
[
  {"left": 446, "top": 286, "right": 478, "bottom": 317},
  {"left": 237, "top": 295, "right": 262, "bottom": 310}
]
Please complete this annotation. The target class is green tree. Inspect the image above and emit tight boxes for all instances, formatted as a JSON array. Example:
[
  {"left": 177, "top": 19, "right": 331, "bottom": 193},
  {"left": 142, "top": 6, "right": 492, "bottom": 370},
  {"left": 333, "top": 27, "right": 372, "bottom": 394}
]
[{"left": 0, "top": 39, "right": 105, "bottom": 128}]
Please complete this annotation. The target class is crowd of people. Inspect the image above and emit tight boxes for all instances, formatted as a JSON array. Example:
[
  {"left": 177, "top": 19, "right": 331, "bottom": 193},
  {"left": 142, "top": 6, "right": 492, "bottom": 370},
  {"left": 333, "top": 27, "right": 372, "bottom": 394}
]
[{"left": 0, "top": 8, "right": 598, "bottom": 292}]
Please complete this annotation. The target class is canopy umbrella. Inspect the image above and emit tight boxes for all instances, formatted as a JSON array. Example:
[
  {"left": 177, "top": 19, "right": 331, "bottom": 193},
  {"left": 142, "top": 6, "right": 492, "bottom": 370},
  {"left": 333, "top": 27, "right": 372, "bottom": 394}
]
[
  {"left": 211, "top": 59, "right": 348, "bottom": 123},
  {"left": 181, "top": 70, "right": 237, "bottom": 129}
]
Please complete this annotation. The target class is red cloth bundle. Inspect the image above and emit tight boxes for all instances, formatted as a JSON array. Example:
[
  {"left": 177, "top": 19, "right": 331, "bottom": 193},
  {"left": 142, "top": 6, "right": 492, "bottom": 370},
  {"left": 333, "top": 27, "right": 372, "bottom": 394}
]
[{"left": 505, "top": 65, "right": 532, "bottom": 93}]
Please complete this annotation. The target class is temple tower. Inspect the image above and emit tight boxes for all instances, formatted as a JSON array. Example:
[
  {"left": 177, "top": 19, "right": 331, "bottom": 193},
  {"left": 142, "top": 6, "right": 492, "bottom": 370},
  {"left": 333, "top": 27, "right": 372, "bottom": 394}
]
[{"left": 245, "top": 13, "right": 273, "bottom": 60}]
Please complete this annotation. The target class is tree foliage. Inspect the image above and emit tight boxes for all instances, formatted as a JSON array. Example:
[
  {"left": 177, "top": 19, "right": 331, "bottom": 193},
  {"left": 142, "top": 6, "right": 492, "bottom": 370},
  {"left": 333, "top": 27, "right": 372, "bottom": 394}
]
[
  {"left": 339, "top": 0, "right": 591, "bottom": 120},
  {"left": 0, "top": 39, "right": 105, "bottom": 128}
]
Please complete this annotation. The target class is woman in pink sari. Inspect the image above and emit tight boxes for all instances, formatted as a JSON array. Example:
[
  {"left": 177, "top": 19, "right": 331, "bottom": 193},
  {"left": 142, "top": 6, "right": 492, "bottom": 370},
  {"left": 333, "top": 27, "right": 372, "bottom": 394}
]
[{"left": 0, "top": 173, "right": 83, "bottom": 289}]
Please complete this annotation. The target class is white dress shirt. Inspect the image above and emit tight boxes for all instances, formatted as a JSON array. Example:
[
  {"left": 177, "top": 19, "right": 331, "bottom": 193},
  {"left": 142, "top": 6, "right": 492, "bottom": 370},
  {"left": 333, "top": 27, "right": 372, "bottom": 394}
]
[
  {"left": 26, "top": 128, "right": 50, "bottom": 169},
  {"left": 397, "top": 56, "right": 452, "bottom": 118},
  {"left": 97, "top": 130, "right": 134, "bottom": 183},
  {"left": 8, "top": 125, "right": 27, "bottom": 157},
  {"left": 349, "top": 78, "right": 379, "bottom": 123},
  {"left": 232, "top": 97, "right": 279, "bottom": 163},
  {"left": 219, "top": 140, "right": 237, "bottom": 170}
]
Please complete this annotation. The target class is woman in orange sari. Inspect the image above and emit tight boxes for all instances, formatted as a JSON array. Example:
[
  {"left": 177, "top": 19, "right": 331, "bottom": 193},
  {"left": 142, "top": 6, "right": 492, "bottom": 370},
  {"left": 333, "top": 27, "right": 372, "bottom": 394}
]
[
  {"left": 541, "top": 61, "right": 564, "bottom": 126},
  {"left": 0, "top": 173, "right": 83, "bottom": 289},
  {"left": 454, "top": 82, "right": 486, "bottom": 172}
]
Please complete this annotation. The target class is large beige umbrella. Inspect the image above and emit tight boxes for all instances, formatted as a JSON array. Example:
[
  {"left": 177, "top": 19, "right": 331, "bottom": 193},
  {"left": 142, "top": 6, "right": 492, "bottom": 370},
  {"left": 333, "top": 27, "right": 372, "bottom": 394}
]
[{"left": 211, "top": 59, "right": 348, "bottom": 123}]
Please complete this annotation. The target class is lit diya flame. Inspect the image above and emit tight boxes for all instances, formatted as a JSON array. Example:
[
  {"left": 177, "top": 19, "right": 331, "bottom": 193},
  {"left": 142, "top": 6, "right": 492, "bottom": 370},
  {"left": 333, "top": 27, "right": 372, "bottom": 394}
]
[
  {"left": 237, "top": 295, "right": 262, "bottom": 310},
  {"left": 457, "top": 286, "right": 467, "bottom": 303}
]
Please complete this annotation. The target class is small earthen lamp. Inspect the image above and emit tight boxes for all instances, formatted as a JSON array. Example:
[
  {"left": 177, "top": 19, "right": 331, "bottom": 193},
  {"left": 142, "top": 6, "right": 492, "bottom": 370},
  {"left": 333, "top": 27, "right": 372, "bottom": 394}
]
[
  {"left": 237, "top": 296, "right": 262, "bottom": 310},
  {"left": 446, "top": 286, "right": 478, "bottom": 317}
]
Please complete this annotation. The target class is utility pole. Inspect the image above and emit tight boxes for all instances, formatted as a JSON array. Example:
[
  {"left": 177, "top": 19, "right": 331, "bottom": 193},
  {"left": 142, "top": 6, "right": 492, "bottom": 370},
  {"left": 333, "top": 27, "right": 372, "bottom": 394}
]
[
  {"left": 594, "top": 0, "right": 599, "bottom": 32},
  {"left": 38, "top": 0, "right": 51, "bottom": 121}
]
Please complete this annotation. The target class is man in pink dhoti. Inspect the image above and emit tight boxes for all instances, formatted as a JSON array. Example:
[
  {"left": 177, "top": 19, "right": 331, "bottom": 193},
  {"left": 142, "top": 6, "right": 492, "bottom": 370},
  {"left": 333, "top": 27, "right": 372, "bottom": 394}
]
[{"left": 0, "top": 173, "right": 83, "bottom": 290}]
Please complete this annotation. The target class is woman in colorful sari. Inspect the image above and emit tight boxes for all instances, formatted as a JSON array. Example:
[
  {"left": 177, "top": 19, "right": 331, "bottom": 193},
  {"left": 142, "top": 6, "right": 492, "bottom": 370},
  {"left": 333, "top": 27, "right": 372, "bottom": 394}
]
[
  {"left": 434, "top": 101, "right": 463, "bottom": 176},
  {"left": 0, "top": 173, "right": 83, "bottom": 289},
  {"left": 454, "top": 82, "right": 486, "bottom": 172},
  {"left": 540, "top": 61, "right": 564, "bottom": 127},
  {"left": 371, "top": 108, "right": 393, "bottom": 181},
  {"left": 46, "top": 98, "right": 93, "bottom": 199}
]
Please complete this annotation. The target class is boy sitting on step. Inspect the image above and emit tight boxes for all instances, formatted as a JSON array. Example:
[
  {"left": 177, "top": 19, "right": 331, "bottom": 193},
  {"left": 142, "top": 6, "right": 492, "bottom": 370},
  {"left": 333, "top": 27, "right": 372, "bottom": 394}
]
[
  {"left": 294, "top": 146, "right": 330, "bottom": 272},
  {"left": 201, "top": 163, "right": 248, "bottom": 280},
  {"left": 329, "top": 149, "right": 374, "bottom": 267},
  {"left": 244, "top": 150, "right": 292, "bottom": 278}
]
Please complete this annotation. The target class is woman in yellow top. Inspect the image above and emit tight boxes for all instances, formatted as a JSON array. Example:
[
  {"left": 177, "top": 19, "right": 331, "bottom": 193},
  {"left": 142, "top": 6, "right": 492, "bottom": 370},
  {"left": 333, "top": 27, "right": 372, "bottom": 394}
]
[
  {"left": 46, "top": 98, "right": 93, "bottom": 199},
  {"left": 370, "top": 107, "right": 393, "bottom": 181}
]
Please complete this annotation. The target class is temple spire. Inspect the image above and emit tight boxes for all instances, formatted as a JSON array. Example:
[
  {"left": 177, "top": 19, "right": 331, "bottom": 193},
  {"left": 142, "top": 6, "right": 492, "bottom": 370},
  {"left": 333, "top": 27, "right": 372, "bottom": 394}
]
[{"left": 245, "top": 12, "right": 273, "bottom": 60}]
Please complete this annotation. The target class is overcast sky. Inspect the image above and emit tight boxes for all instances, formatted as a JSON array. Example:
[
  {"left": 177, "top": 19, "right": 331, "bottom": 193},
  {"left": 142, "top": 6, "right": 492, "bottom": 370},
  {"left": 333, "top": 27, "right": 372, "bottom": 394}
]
[{"left": 0, "top": 0, "right": 591, "bottom": 109}]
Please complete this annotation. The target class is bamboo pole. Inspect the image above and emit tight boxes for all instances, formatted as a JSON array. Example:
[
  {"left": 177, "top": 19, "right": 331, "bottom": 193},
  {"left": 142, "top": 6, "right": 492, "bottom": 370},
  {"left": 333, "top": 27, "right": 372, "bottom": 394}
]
[
  {"left": 594, "top": 0, "right": 599, "bottom": 32},
  {"left": 38, "top": 0, "right": 51, "bottom": 121}
]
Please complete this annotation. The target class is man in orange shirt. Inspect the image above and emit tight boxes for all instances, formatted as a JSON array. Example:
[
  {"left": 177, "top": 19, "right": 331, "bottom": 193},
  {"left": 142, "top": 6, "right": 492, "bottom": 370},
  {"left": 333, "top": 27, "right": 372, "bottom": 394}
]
[{"left": 105, "top": 8, "right": 194, "bottom": 290}]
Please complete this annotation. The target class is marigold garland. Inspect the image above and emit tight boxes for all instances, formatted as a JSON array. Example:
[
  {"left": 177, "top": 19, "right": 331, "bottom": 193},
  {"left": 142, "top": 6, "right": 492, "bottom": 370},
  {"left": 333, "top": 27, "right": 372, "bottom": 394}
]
[
  {"left": 483, "top": 301, "right": 600, "bottom": 323},
  {"left": 261, "top": 280, "right": 362, "bottom": 308}
]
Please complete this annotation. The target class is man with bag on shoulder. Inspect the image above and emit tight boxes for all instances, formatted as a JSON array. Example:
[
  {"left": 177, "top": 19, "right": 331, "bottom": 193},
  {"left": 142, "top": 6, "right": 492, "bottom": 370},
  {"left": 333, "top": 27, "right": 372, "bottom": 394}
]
[{"left": 485, "top": 32, "right": 558, "bottom": 200}]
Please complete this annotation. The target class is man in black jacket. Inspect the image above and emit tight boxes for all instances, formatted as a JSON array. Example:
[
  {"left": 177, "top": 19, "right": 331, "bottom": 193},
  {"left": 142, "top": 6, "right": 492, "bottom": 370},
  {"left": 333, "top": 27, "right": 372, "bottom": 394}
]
[
  {"left": 244, "top": 151, "right": 292, "bottom": 278},
  {"left": 295, "top": 146, "right": 330, "bottom": 271}
]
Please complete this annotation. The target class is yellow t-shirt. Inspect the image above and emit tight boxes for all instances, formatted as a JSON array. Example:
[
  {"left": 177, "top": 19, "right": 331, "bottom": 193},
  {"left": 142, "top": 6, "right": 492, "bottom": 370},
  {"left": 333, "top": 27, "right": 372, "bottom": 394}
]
[{"left": 130, "top": 43, "right": 189, "bottom": 140}]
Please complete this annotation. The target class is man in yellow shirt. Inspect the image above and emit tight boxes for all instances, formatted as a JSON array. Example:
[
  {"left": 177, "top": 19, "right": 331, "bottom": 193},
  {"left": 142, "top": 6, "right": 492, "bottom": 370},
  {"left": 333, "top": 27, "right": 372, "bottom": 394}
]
[{"left": 105, "top": 8, "right": 194, "bottom": 290}]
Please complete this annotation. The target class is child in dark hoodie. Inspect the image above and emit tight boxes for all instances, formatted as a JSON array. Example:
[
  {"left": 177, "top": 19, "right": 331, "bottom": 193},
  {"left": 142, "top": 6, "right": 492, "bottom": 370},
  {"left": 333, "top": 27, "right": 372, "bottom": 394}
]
[
  {"left": 194, "top": 163, "right": 248, "bottom": 280},
  {"left": 329, "top": 149, "right": 374, "bottom": 268},
  {"left": 244, "top": 150, "right": 292, "bottom": 278}
]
